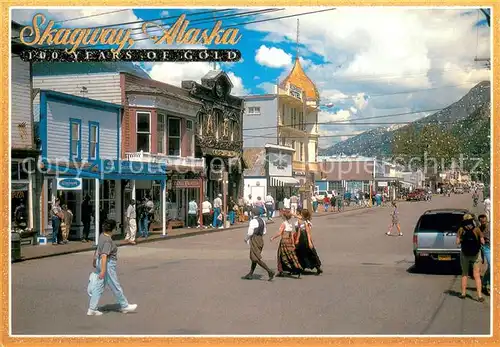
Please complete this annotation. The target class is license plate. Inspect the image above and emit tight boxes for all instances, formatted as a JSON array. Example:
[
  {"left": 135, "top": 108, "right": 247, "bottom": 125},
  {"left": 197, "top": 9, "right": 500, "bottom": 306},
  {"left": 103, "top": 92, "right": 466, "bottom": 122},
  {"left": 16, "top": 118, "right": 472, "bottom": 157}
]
[{"left": 438, "top": 255, "right": 451, "bottom": 261}]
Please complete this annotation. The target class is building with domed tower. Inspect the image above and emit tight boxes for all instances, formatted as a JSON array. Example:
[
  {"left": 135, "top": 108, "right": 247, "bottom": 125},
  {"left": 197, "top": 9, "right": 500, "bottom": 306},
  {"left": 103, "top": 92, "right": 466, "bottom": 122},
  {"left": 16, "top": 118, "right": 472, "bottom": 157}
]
[{"left": 242, "top": 55, "right": 321, "bottom": 207}]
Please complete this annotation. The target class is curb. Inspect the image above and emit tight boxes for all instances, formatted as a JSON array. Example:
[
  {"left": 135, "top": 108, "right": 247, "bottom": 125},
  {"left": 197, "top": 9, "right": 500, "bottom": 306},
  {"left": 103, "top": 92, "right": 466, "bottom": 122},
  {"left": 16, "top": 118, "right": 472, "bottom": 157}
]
[
  {"left": 15, "top": 222, "right": 260, "bottom": 262},
  {"left": 15, "top": 205, "right": 375, "bottom": 262}
]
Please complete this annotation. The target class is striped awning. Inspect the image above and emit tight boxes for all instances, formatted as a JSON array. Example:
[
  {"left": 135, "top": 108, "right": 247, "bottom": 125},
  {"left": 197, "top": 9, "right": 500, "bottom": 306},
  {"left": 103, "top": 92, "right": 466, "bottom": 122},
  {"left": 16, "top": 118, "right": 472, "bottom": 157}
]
[{"left": 270, "top": 176, "right": 300, "bottom": 187}]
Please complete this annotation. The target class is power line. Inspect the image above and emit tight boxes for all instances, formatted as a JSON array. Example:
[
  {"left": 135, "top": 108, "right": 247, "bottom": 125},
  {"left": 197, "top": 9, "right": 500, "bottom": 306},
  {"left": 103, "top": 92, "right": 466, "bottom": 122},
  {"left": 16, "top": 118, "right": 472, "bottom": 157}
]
[
  {"left": 54, "top": 9, "right": 130, "bottom": 24},
  {"left": 242, "top": 108, "right": 444, "bottom": 131},
  {"left": 89, "top": 8, "right": 329, "bottom": 47},
  {"left": 12, "top": 8, "right": 233, "bottom": 40}
]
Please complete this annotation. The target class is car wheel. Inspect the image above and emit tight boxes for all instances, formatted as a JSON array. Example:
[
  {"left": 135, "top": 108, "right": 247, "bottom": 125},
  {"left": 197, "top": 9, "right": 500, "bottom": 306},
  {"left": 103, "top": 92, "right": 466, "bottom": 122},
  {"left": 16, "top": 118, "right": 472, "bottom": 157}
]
[{"left": 414, "top": 256, "right": 425, "bottom": 271}]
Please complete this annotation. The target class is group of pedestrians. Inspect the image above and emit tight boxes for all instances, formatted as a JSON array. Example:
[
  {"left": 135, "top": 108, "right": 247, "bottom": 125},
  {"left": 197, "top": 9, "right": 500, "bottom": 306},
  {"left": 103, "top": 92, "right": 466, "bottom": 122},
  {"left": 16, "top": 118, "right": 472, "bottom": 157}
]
[
  {"left": 242, "top": 207, "right": 323, "bottom": 281},
  {"left": 50, "top": 198, "right": 74, "bottom": 245},
  {"left": 123, "top": 197, "right": 155, "bottom": 245}
]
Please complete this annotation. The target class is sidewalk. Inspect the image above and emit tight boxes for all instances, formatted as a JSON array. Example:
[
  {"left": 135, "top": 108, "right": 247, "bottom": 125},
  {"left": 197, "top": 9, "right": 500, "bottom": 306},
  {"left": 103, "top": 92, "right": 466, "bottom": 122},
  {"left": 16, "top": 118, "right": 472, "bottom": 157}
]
[{"left": 16, "top": 204, "right": 368, "bottom": 262}]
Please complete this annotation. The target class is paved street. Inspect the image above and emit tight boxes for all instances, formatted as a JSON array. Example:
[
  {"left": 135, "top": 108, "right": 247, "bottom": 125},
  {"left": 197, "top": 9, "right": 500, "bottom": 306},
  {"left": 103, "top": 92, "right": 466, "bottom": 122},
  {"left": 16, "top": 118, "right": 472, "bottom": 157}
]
[{"left": 11, "top": 194, "right": 490, "bottom": 335}]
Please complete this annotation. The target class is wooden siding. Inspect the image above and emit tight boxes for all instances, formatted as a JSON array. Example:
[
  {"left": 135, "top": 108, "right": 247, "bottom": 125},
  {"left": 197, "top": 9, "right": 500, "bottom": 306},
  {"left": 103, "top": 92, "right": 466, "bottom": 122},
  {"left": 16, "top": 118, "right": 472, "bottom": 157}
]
[
  {"left": 11, "top": 54, "right": 33, "bottom": 149},
  {"left": 46, "top": 99, "right": 118, "bottom": 161},
  {"left": 33, "top": 73, "right": 122, "bottom": 104}
]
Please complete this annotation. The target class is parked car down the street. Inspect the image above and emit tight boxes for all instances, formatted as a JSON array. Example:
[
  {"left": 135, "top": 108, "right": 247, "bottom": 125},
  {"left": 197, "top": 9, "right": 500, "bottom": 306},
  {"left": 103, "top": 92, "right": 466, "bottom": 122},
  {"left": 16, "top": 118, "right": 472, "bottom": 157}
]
[{"left": 413, "top": 208, "right": 470, "bottom": 270}]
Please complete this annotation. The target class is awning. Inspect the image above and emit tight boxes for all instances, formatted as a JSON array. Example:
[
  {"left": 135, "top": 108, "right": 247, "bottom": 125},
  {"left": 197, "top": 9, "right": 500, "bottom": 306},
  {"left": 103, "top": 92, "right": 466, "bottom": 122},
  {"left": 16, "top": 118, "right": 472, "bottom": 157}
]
[{"left": 270, "top": 176, "right": 300, "bottom": 187}]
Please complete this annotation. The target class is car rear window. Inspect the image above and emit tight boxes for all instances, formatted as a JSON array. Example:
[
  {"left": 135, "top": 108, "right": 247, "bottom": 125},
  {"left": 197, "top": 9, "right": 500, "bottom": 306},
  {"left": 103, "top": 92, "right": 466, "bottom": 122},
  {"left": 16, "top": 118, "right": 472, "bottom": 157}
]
[{"left": 418, "top": 213, "right": 465, "bottom": 232}]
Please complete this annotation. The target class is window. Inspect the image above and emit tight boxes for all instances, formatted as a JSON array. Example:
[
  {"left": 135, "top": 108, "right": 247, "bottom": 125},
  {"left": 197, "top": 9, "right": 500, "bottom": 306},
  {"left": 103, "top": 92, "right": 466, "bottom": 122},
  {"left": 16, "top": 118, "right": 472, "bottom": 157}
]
[
  {"left": 247, "top": 106, "right": 261, "bottom": 116},
  {"left": 197, "top": 113, "right": 203, "bottom": 136},
  {"left": 291, "top": 108, "right": 297, "bottom": 128},
  {"left": 88, "top": 121, "right": 99, "bottom": 160},
  {"left": 168, "top": 117, "right": 181, "bottom": 156},
  {"left": 136, "top": 112, "right": 151, "bottom": 152},
  {"left": 186, "top": 120, "right": 193, "bottom": 131},
  {"left": 300, "top": 143, "right": 304, "bottom": 161},
  {"left": 69, "top": 118, "right": 81, "bottom": 160},
  {"left": 281, "top": 104, "right": 286, "bottom": 124},
  {"left": 157, "top": 114, "right": 166, "bottom": 154},
  {"left": 292, "top": 140, "right": 296, "bottom": 161}
]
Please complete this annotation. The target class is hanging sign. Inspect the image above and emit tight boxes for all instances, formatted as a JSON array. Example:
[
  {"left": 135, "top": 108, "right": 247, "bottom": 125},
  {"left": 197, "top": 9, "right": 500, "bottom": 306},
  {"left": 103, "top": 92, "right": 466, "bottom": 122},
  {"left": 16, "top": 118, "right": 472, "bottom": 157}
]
[{"left": 57, "top": 177, "right": 82, "bottom": 190}]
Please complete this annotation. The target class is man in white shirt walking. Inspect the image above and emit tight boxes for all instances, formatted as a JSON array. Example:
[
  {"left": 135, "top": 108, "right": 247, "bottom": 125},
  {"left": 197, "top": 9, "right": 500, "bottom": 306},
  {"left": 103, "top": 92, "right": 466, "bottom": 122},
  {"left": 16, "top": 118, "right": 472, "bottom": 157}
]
[
  {"left": 213, "top": 194, "right": 223, "bottom": 229},
  {"left": 243, "top": 208, "right": 275, "bottom": 281},
  {"left": 125, "top": 199, "right": 137, "bottom": 245},
  {"left": 265, "top": 193, "right": 275, "bottom": 221},
  {"left": 290, "top": 194, "right": 299, "bottom": 215}
]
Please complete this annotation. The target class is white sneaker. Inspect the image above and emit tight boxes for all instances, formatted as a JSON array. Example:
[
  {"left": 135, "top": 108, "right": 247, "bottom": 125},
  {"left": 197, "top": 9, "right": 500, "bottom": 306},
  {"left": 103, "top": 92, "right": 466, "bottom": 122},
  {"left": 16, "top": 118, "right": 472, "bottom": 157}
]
[
  {"left": 219, "top": 226, "right": 224, "bottom": 229},
  {"left": 120, "top": 304, "right": 137, "bottom": 313},
  {"left": 87, "top": 309, "right": 103, "bottom": 316}
]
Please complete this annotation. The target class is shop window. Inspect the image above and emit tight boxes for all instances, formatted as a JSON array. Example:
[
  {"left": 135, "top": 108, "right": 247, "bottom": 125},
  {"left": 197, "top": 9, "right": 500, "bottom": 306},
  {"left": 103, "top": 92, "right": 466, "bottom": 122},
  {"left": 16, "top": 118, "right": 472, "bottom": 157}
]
[
  {"left": 157, "top": 114, "right": 166, "bottom": 154},
  {"left": 168, "top": 117, "right": 181, "bottom": 156},
  {"left": 137, "top": 112, "right": 151, "bottom": 152},
  {"left": 69, "top": 118, "right": 81, "bottom": 161},
  {"left": 88, "top": 121, "right": 99, "bottom": 160}
]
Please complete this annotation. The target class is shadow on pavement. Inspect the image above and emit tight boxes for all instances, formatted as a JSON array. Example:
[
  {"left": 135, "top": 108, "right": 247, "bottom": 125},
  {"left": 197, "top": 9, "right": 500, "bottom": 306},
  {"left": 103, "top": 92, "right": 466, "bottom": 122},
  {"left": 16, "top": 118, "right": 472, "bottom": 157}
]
[{"left": 406, "top": 263, "right": 460, "bottom": 276}]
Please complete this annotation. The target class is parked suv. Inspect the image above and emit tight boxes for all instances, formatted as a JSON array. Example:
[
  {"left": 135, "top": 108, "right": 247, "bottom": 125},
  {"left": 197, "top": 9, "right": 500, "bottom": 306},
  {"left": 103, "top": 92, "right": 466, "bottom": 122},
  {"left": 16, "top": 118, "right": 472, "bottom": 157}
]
[{"left": 413, "top": 209, "right": 470, "bottom": 269}]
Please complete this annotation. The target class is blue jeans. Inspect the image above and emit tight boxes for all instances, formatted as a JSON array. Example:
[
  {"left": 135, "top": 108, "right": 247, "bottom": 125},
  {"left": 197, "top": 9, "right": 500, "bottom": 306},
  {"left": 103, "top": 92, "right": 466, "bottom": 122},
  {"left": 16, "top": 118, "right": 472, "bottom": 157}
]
[
  {"left": 482, "top": 244, "right": 491, "bottom": 287},
  {"left": 228, "top": 211, "right": 235, "bottom": 224},
  {"left": 266, "top": 204, "right": 274, "bottom": 219},
  {"left": 51, "top": 217, "right": 60, "bottom": 244},
  {"left": 324, "top": 203, "right": 330, "bottom": 212},
  {"left": 89, "top": 258, "right": 129, "bottom": 311},
  {"left": 139, "top": 216, "right": 149, "bottom": 237},
  {"left": 213, "top": 208, "right": 221, "bottom": 227},
  {"left": 312, "top": 201, "right": 318, "bottom": 212}
]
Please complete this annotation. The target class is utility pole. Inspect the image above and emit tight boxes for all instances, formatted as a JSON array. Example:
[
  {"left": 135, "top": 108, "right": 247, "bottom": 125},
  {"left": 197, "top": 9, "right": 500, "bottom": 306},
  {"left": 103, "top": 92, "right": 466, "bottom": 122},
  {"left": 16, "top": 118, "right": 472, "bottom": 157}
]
[{"left": 303, "top": 89, "right": 312, "bottom": 212}]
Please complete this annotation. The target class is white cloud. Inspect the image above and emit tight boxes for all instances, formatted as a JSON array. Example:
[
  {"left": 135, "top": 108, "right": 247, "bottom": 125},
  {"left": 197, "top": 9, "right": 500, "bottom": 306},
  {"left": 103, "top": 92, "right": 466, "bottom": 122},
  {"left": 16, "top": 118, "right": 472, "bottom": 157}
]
[
  {"left": 255, "top": 45, "right": 293, "bottom": 68},
  {"left": 149, "top": 62, "right": 248, "bottom": 96},
  {"left": 160, "top": 10, "right": 169, "bottom": 17},
  {"left": 350, "top": 106, "right": 358, "bottom": 114}
]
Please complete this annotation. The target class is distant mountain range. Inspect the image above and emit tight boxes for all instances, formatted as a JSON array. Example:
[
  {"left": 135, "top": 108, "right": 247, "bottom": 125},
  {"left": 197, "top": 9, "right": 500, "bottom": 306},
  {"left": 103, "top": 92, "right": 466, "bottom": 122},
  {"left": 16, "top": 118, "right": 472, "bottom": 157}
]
[{"left": 319, "top": 81, "right": 491, "bottom": 157}]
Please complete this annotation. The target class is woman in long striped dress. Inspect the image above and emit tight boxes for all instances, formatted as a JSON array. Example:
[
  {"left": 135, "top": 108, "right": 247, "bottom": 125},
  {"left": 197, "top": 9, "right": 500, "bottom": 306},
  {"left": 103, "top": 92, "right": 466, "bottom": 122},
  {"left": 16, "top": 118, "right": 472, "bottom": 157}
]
[{"left": 270, "top": 210, "right": 302, "bottom": 278}]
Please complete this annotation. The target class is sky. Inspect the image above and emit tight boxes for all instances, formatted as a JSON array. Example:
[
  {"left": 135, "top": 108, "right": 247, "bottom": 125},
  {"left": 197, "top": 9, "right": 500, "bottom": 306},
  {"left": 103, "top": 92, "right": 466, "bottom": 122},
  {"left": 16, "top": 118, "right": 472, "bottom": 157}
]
[{"left": 12, "top": 7, "right": 491, "bottom": 148}]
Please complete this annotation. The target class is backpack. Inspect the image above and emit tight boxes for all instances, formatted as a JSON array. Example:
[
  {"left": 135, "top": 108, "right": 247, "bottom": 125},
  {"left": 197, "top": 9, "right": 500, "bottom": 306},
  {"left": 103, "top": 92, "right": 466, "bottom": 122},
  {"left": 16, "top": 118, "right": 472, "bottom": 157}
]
[{"left": 461, "top": 228, "right": 481, "bottom": 256}]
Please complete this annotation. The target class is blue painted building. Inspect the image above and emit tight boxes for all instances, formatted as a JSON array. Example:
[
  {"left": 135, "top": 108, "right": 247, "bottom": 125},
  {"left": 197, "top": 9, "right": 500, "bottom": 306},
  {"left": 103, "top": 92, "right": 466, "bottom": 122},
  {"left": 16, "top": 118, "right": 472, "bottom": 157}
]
[{"left": 36, "top": 90, "right": 168, "bottom": 242}]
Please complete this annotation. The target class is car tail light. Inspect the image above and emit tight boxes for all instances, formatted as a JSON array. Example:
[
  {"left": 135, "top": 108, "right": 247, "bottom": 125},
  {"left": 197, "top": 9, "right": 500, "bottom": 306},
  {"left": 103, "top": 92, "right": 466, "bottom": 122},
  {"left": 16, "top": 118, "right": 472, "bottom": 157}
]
[{"left": 413, "top": 234, "right": 418, "bottom": 246}]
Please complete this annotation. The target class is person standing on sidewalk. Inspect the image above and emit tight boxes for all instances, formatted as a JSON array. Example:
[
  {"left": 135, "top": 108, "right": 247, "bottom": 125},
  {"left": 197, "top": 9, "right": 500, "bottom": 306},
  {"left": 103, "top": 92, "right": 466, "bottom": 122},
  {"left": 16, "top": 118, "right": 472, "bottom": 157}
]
[
  {"left": 201, "top": 197, "right": 212, "bottom": 228},
  {"left": 242, "top": 207, "right": 275, "bottom": 281},
  {"left": 311, "top": 193, "right": 318, "bottom": 213},
  {"left": 212, "top": 194, "right": 223, "bottom": 228},
  {"left": 125, "top": 199, "right": 137, "bottom": 245},
  {"left": 456, "top": 214, "right": 485, "bottom": 302},
  {"left": 187, "top": 198, "right": 198, "bottom": 228},
  {"left": 81, "top": 195, "right": 92, "bottom": 243},
  {"left": 138, "top": 198, "right": 149, "bottom": 238},
  {"left": 61, "top": 204, "right": 73, "bottom": 244},
  {"left": 51, "top": 198, "right": 64, "bottom": 245},
  {"left": 290, "top": 193, "right": 299, "bottom": 216},
  {"left": 145, "top": 196, "right": 155, "bottom": 233},
  {"left": 265, "top": 193, "right": 275, "bottom": 221},
  {"left": 478, "top": 214, "right": 490, "bottom": 296},
  {"left": 87, "top": 219, "right": 138, "bottom": 316}
]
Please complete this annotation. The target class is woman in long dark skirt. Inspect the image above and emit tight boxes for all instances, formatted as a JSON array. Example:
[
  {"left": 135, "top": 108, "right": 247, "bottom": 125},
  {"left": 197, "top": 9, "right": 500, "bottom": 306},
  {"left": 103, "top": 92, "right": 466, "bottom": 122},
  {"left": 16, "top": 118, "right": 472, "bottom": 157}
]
[
  {"left": 270, "top": 210, "right": 302, "bottom": 278},
  {"left": 295, "top": 209, "right": 323, "bottom": 275}
]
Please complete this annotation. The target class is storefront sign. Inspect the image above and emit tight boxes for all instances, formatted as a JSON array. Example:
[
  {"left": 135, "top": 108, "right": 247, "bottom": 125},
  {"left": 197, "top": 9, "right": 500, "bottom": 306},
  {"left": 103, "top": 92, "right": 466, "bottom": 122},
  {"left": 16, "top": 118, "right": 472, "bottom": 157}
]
[
  {"left": 11, "top": 182, "right": 29, "bottom": 191},
  {"left": 174, "top": 179, "right": 201, "bottom": 189},
  {"left": 203, "top": 148, "right": 239, "bottom": 157},
  {"left": 294, "top": 171, "right": 306, "bottom": 176},
  {"left": 57, "top": 178, "right": 82, "bottom": 190},
  {"left": 268, "top": 151, "right": 292, "bottom": 177},
  {"left": 378, "top": 181, "right": 388, "bottom": 187}
]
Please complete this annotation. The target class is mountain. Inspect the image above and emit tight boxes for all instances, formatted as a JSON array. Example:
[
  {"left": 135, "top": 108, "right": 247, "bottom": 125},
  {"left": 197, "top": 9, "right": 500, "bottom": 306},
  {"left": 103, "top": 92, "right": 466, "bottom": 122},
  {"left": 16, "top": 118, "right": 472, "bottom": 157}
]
[{"left": 319, "top": 81, "right": 491, "bottom": 157}]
